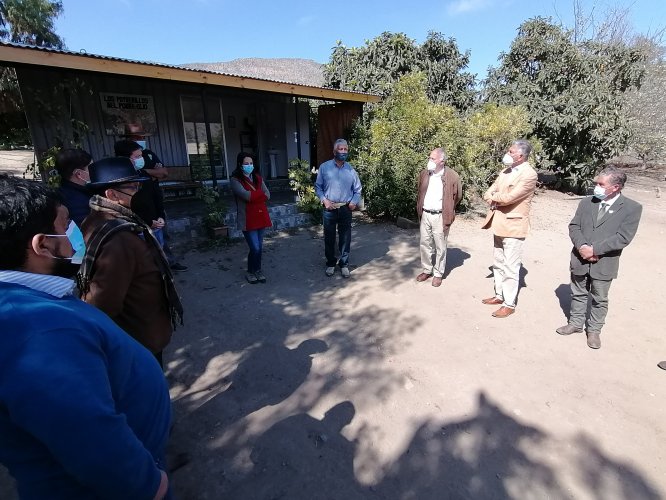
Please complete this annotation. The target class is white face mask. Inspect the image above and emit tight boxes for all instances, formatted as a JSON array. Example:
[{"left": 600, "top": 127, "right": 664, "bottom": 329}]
[
  {"left": 502, "top": 153, "right": 515, "bottom": 166},
  {"left": 427, "top": 160, "right": 437, "bottom": 171},
  {"left": 593, "top": 185, "right": 608, "bottom": 200}
]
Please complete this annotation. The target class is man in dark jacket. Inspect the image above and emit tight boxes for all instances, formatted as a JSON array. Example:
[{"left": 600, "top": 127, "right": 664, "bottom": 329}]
[
  {"left": 80, "top": 157, "right": 183, "bottom": 367},
  {"left": 55, "top": 148, "right": 93, "bottom": 226},
  {"left": 115, "top": 139, "right": 187, "bottom": 271},
  {"left": 415, "top": 147, "right": 463, "bottom": 287},
  {"left": 556, "top": 166, "right": 642, "bottom": 349}
]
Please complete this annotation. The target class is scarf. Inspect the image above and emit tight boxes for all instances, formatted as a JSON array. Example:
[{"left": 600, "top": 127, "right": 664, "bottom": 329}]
[{"left": 77, "top": 195, "right": 184, "bottom": 330}]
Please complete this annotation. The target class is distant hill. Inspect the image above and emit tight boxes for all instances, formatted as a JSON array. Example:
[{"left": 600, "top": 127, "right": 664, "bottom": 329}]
[{"left": 181, "top": 58, "right": 326, "bottom": 87}]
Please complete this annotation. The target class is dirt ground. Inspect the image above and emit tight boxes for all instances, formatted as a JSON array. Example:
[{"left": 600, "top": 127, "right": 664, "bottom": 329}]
[{"left": 1, "top": 170, "right": 665, "bottom": 499}]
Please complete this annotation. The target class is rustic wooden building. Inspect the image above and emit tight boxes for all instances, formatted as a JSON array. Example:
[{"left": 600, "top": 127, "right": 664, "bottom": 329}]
[{"left": 0, "top": 41, "right": 378, "bottom": 185}]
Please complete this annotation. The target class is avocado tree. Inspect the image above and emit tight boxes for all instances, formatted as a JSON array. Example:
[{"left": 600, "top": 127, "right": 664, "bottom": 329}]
[
  {"left": 352, "top": 73, "right": 534, "bottom": 219},
  {"left": 324, "top": 31, "right": 477, "bottom": 111},
  {"left": 485, "top": 17, "right": 646, "bottom": 190}
]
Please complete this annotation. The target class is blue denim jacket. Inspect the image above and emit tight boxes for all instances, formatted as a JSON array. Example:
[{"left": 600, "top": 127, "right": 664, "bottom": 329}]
[{"left": 315, "top": 159, "right": 362, "bottom": 206}]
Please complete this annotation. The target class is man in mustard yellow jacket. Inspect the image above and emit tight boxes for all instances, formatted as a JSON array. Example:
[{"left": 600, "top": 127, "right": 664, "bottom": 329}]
[{"left": 481, "top": 140, "right": 538, "bottom": 318}]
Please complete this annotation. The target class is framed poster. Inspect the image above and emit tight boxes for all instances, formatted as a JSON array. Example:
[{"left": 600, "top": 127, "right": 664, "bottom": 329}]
[{"left": 99, "top": 93, "right": 157, "bottom": 136}]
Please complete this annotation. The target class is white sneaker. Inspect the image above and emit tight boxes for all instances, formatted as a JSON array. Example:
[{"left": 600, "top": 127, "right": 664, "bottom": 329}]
[
  {"left": 325, "top": 266, "right": 335, "bottom": 277},
  {"left": 340, "top": 267, "right": 351, "bottom": 278}
]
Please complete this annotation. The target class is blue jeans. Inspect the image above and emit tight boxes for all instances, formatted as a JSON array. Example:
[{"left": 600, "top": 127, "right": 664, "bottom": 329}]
[
  {"left": 323, "top": 206, "right": 352, "bottom": 267},
  {"left": 243, "top": 229, "right": 265, "bottom": 273},
  {"left": 139, "top": 228, "right": 164, "bottom": 248},
  {"left": 152, "top": 227, "right": 165, "bottom": 248}
]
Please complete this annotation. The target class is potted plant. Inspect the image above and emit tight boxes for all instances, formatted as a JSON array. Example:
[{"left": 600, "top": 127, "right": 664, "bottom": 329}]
[
  {"left": 288, "top": 158, "right": 323, "bottom": 224},
  {"left": 199, "top": 186, "right": 228, "bottom": 238}
]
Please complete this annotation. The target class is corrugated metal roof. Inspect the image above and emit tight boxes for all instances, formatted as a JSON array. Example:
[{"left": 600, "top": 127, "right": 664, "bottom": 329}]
[{"left": 0, "top": 41, "right": 379, "bottom": 102}]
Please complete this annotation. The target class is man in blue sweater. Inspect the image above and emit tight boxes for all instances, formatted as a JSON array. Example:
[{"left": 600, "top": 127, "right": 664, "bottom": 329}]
[{"left": 0, "top": 174, "right": 171, "bottom": 499}]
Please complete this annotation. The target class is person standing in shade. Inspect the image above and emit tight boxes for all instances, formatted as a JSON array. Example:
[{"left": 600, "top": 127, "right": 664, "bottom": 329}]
[
  {"left": 556, "top": 166, "right": 642, "bottom": 349},
  {"left": 230, "top": 152, "right": 272, "bottom": 284},
  {"left": 415, "top": 147, "right": 462, "bottom": 287},
  {"left": 315, "top": 138, "right": 362, "bottom": 278},
  {"left": 79, "top": 157, "right": 183, "bottom": 367},
  {"left": 121, "top": 127, "right": 169, "bottom": 181},
  {"left": 115, "top": 140, "right": 168, "bottom": 247},
  {"left": 481, "top": 139, "right": 538, "bottom": 318},
  {"left": 116, "top": 134, "right": 188, "bottom": 272},
  {"left": 55, "top": 148, "right": 93, "bottom": 226},
  {"left": 0, "top": 175, "right": 171, "bottom": 499}
]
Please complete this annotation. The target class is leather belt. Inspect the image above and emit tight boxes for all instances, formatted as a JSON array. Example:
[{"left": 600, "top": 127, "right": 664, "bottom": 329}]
[{"left": 423, "top": 209, "right": 442, "bottom": 214}]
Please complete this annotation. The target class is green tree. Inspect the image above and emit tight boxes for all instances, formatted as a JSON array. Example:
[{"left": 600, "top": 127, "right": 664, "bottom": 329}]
[
  {"left": 0, "top": 0, "right": 64, "bottom": 148},
  {"left": 485, "top": 17, "right": 645, "bottom": 190},
  {"left": 0, "top": 0, "right": 64, "bottom": 48},
  {"left": 351, "top": 73, "right": 534, "bottom": 219},
  {"left": 324, "top": 31, "right": 477, "bottom": 111}
]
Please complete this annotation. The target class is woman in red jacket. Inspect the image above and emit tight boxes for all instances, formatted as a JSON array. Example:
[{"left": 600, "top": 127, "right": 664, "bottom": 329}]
[{"left": 230, "top": 152, "right": 272, "bottom": 284}]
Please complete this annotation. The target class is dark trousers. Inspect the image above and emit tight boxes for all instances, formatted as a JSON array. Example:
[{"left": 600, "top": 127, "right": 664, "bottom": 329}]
[
  {"left": 568, "top": 273, "right": 613, "bottom": 333},
  {"left": 323, "top": 206, "right": 352, "bottom": 268},
  {"left": 161, "top": 222, "right": 177, "bottom": 266},
  {"left": 243, "top": 228, "right": 265, "bottom": 273}
]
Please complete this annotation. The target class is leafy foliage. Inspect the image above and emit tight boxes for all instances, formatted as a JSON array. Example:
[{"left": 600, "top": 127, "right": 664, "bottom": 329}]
[
  {"left": 288, "top": 158, "right": 322, "bottom": 224},
  {"left": 0, "top": 0, "right": 65, "bottom": 149},
  {"left": 324, "top": 31, "right": 477, "bottom": 111},
  {"left": 485, "top": 17, "right": 646, "bottom": 191},
  {"left": 351, "top": 73, "right": 535, "bottom": 220},
  {"left": 0, "top": 0, "right": 64, "bottom": 48},
  {"left": 0, "top": 109, "right": 30, "bottom": 148},
  {"left": 198, "top": 186, "right": 227, "bottom": 229},
  {"left": 465, "top": 104, "right": 538, "bottom": 196}
]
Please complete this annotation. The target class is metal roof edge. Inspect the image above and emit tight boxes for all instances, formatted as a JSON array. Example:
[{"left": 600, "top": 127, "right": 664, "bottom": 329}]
[{"left": 0, "top": 41, "right": 380, "bottom": 103}]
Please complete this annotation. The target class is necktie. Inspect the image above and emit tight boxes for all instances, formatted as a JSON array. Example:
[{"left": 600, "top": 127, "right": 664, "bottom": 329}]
[{"left": 597, "top": 202, "right": 608, "bottom": 222}]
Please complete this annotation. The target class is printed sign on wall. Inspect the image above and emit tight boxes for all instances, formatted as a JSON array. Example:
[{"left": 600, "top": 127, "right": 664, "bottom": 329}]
[{"left": 99, "top": 93, "right": 157, "bottom": 136}]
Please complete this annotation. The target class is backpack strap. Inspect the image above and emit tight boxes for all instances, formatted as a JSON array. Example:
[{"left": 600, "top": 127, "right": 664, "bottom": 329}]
[{"left": 76, "top": 218, "right": 141, "bottom": 295}]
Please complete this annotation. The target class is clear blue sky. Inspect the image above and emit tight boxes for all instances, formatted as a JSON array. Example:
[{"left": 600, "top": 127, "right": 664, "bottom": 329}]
[{"left": 56, "top": 0, "right": 665, "bottom": 79}]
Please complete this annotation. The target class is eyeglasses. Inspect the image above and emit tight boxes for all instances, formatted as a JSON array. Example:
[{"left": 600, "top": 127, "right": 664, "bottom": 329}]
[{"left": 113, "top": 185, "right": 140, "bottom": 196}]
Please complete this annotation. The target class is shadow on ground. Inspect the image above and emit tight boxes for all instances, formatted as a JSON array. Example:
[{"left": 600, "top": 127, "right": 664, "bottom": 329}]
[
  {"left": 219, "top": 393, "right": 660, "bottom": 500},
  {"left": 163, "top": 220, "right": 659, "bottom": 499}
]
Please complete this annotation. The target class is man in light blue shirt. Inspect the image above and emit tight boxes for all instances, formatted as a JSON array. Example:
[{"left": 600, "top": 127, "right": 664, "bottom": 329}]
[{"left": 315, "top": 139, "right": 362, "bottom": 278}]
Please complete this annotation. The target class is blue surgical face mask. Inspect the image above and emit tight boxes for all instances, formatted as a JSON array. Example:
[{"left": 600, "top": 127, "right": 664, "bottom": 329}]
[
  {"left": 593, "top": 185, "right": 608, "bottom": 200},
  {"left": 242, "top": 164, "right": 254, "bottom": 175},
  {"left": 334, "top": 152, "right": 348, "bottom": 162},
  {"left": 45, "top": 220, "right": 86, "bottom": 265},
  {"left": 135, "top": 140, "right": 147, "bottom": 150},
  {"left": 133, "top": 156, "right": 145, "bottom": 170}
]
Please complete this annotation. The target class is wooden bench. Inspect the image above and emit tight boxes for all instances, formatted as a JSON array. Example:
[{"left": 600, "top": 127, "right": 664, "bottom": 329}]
[{"left": 160, "top": 166, "right": 201, "bottom": 201}]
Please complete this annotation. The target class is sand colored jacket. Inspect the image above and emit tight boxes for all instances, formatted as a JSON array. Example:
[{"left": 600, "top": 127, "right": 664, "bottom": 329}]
[{"left": 482, "top": 162, "right": 538, "bottom": 238}]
